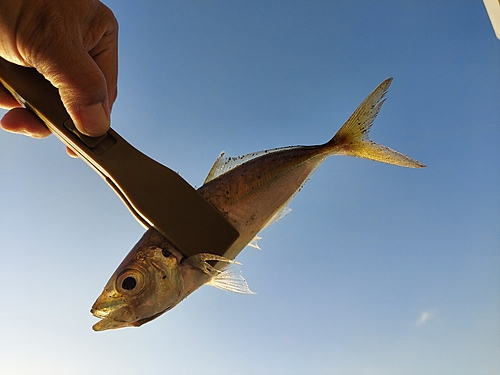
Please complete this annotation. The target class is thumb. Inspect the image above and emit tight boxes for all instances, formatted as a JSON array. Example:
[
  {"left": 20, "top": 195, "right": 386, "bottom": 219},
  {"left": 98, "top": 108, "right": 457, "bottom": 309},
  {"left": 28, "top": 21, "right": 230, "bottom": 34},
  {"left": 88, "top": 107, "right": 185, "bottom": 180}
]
[{"left": 36, "top": 52, "right": 111, "bottom": 137}]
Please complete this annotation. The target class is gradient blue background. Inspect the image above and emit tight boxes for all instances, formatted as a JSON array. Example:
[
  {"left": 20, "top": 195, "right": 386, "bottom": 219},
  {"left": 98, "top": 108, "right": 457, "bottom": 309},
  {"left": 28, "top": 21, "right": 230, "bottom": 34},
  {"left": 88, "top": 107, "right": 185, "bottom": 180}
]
[{"left": 1, "top": 1, "right": 499, "bottom": 374}]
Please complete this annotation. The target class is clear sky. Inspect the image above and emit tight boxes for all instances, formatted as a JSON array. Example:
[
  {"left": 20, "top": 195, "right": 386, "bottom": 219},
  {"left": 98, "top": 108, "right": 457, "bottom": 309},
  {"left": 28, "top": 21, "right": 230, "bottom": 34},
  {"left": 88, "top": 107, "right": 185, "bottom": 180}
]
[{"left": 1, "top": 1, "right": 499, "bottom": 374}]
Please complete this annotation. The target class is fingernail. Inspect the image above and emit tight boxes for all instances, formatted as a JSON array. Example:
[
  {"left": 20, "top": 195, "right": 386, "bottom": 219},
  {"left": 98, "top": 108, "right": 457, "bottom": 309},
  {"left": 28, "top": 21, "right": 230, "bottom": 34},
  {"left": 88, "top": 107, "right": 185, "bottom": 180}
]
[{"left": 76, "top": 103, "right": 109, "bottom": 136}]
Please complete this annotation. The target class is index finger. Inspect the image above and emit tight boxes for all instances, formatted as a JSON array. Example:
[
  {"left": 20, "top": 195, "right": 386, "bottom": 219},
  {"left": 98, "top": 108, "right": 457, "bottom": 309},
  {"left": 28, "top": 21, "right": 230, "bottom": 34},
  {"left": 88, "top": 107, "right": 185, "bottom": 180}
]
[{"left": 0, "top": 83, "right": 22, "bottom": 109}]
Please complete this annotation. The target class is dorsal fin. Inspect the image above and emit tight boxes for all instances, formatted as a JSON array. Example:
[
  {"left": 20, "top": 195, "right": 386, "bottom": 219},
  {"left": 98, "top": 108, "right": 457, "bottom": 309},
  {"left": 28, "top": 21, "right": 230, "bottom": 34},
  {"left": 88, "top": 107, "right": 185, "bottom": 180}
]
[{"left": 204, "top": 146, "right": 301, "bottom": 184}]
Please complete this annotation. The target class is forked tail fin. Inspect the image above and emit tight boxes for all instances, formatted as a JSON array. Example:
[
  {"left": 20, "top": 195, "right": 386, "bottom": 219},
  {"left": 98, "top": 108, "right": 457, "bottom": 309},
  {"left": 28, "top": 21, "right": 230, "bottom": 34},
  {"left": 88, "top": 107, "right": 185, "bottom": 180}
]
[{"left": 328, "top": 78, "right": 425, "bottom": 168}]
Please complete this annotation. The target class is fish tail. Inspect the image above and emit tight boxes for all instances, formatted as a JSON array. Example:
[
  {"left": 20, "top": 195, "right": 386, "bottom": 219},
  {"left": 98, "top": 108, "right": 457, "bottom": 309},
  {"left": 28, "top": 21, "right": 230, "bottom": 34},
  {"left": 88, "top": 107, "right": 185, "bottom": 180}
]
[{"left": 326, "top": 78, "right": 425, "bottom": 168}]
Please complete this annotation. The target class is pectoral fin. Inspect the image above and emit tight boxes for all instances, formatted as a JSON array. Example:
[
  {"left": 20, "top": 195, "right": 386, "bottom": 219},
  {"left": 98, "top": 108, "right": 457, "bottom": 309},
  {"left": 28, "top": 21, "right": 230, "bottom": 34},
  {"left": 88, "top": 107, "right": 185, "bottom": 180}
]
[
  {"left": 207, "top": 266, "right": 256, "bottom": 294},
  {"left": 183, "top": 253, "right": 255, "bottom": 294}
]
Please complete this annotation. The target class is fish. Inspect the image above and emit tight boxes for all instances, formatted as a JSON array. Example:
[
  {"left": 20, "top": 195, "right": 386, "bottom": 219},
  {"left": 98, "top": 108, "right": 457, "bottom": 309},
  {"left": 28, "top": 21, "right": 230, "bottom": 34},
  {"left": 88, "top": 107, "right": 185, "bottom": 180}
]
[{"left": 91, "top": 78, "right": 425, "bottom": 331}]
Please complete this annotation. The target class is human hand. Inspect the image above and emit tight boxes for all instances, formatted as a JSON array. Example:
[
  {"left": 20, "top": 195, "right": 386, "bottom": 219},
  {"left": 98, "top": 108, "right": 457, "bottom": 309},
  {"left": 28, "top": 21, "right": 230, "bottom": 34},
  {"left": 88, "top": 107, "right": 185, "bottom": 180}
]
[{"left": 0, "top": 0, "right": 118, "bottom": 155}]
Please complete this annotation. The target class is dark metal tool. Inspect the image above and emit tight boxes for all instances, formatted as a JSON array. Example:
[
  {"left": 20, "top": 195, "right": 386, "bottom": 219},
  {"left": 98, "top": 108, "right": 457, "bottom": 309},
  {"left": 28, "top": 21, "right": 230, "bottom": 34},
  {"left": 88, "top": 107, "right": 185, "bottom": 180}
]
[{"left": 0, "top": 57, "right": 239, "bottom": 257}]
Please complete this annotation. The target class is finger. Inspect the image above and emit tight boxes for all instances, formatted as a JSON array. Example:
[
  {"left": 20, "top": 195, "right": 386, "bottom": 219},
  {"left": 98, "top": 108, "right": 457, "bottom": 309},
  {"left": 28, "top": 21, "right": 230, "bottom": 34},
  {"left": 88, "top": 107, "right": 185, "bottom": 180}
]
[
  {"left": 66, "top": 146, "right": 79, "bottom": 158},
  {"left": 45, "top": 3, "right": 119, "bottom": 137},
  {"left": 0, "top": 107, "right": 51, "bottom": 138},
  {"left": 0, "top": 84, "right": 21, "bottom": 109},
  {"left": 35, "top": 50, "right": 111, "bottom": 137},
  {"left": 32, "top": 3, "right": 117, "bottom": 139},
  {"left": 87, "top": 2, "right": 119, "bottom": 111}
]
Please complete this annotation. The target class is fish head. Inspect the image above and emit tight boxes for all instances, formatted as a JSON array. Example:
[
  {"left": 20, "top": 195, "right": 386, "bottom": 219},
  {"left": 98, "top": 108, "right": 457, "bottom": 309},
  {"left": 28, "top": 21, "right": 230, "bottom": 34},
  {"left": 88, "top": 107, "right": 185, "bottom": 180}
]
[{"left": 91, "top": 229, "right": 185, "bottom": 331}]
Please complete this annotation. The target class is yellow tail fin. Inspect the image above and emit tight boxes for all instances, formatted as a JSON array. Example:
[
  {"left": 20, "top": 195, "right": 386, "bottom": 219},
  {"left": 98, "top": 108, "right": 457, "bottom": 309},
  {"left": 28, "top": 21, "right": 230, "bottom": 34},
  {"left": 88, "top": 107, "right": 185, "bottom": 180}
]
[{"left": 329, "top": 78, "right": 425, "bottom": 168}]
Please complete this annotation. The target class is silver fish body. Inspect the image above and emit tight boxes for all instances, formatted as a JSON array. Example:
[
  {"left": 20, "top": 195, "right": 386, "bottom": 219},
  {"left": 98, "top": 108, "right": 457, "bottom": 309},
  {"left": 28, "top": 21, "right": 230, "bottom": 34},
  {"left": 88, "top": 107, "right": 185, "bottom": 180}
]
[{"left": 91, "top": 78, "right": 425, "bottom": 331}]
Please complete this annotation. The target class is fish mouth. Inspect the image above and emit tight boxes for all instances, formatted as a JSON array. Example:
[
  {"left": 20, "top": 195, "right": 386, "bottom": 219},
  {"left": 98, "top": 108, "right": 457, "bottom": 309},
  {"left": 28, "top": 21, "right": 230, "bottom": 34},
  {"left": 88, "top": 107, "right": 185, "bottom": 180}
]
[
  {"left": 90, "top": 307, "right": 109, "bottom": 319},
  {"left": 91, "top": 310, "right": 131, "bottom": 332},
  {"left": 91, "top": 304, "right": 175, "bottom": 331},
  {"left": 90, "top": 304, "right": 136, "bottom": 332},
  {"left": 91, "top": 317, "right": 127, "bottom": 331}
]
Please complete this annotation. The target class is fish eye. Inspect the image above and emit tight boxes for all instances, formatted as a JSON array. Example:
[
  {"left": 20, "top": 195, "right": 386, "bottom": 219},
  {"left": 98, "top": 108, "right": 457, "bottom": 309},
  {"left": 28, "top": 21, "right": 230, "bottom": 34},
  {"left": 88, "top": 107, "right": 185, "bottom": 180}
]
[
  {"left": 121, "top": 276, "right": 137, "bottom": 290},
  {"left": 116, "top": 269, "right": 145, "bottom": 294}
]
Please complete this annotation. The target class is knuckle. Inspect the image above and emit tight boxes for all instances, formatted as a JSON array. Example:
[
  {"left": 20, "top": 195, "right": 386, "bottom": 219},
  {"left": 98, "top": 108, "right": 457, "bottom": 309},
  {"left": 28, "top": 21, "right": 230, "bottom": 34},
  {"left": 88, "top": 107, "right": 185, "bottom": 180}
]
[{"left": 96, "top": 2, "right": 119, "bottom": 34}]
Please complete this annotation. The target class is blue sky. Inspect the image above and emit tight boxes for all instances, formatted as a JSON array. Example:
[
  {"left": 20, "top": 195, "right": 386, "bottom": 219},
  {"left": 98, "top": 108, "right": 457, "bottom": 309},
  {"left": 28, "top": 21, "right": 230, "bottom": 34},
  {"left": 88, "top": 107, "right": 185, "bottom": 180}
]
[{"left": 1, "top": 1, "right": 499, "bottom": 374}]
